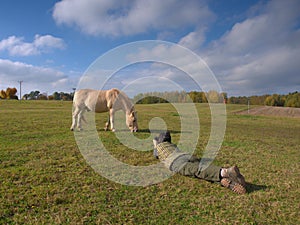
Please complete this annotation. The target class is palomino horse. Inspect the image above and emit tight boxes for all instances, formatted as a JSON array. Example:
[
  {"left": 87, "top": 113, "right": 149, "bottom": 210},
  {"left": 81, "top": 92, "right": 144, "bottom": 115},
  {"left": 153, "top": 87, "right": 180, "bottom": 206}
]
[{"left": 71, "top": 88, "right": 138, "bottom": 132}]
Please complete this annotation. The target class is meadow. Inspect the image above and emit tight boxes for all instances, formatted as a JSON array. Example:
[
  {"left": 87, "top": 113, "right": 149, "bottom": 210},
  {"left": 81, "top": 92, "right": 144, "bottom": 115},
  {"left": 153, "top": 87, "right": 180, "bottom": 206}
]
[{"left": 0, "top": 100, "right": 299, "bottom": 224}]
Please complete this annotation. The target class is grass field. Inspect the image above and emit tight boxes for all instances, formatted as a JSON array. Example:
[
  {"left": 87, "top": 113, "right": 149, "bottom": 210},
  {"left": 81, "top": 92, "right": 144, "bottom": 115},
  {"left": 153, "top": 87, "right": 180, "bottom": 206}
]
[{"left": 0, "top": 100, "right": 299, "bottom": 224}]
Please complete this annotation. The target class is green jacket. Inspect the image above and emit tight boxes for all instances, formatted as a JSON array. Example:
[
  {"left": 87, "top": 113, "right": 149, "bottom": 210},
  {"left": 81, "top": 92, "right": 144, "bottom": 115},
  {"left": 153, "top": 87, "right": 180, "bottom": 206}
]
[{"left": 156, "top": 142, "right": 190, "bottom": 170}]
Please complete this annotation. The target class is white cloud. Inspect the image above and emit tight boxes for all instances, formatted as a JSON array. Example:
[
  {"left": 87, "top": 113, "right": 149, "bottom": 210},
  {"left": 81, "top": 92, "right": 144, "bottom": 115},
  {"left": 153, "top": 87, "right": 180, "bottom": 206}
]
[
  {"left": 98, "top": 64, "right": 193, "bottom": 97},
  {"left": 178, "top": 27, "right": 206, "bottom": 50},
  {"left": 125, "top": 41, "right": 221, "bottom": 92},
  {"left": 0, "top": 59, "right": 78, "bottom": 94},
  {"left": 0, "top": 34, "right": 65, "bottom": 56},
  {"left": 50, "top": 0, "right": 300, "bottom": 96},
  {"left": 33, "top": 34, "right": 65, "bottom": 49},
  {"left": 52, "top": 0, "right": 214, "bottom": 37},
  {"left": 202, "top": 0, "right": 300, "bottom": 95}
]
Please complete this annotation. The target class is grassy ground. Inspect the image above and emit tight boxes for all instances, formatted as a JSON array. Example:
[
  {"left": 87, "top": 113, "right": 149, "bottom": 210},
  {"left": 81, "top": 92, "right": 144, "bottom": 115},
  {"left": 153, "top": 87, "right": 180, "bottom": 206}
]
[{"left": 0, "top": 100, "right": 299, "bottom": 224}]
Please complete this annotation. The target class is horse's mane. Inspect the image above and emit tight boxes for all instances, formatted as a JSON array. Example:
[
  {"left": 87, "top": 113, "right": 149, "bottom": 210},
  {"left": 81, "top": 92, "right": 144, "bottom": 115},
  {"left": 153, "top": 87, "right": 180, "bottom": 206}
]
[
  {"left": 106, "top": 88, "right": 119, "bottom": 108},
  {"left": 106, "top": 88, "right": 134, "bottom": 112}
]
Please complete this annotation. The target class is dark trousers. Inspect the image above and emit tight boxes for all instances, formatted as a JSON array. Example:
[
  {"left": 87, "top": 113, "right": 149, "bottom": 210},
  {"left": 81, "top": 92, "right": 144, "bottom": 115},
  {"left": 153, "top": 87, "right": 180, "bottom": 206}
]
[{"left": 169, "top": 154, "right": 221, "bottom": 182}]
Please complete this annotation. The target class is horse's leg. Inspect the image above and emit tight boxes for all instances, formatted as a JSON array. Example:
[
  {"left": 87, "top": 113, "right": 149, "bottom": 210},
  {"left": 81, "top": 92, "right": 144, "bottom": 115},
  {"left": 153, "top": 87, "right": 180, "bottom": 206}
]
[
  {"left": 71, "top": 106, "right": 80, "bottom": 131},
  {"left": 110, "top": 109, "right": 116, "bottom": 132},
  {"left": 104, "top": 114, "right": 110, "bottom": 131},
  {"left": 77, "top": 109, "right": 85, "bottom": 131}
]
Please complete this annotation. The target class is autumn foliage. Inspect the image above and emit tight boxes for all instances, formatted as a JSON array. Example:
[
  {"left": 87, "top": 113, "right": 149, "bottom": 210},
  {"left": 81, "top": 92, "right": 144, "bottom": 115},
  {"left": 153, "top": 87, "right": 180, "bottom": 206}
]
[{"left": 0, "top": 87, "right": 18, "bottom": 99}]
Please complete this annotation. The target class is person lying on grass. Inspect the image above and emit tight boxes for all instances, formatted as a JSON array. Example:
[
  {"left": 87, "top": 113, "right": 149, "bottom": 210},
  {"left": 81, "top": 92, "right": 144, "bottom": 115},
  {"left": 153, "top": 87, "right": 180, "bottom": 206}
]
[{"left": 153, "top": 131, "right": 247, "bottom": 194}]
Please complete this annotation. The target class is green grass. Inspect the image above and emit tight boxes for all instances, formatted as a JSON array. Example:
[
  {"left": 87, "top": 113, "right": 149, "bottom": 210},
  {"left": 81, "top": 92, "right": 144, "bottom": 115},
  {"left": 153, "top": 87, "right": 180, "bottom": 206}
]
[{"left": 0, "top": 100, "right": 299, "bottom": 224}]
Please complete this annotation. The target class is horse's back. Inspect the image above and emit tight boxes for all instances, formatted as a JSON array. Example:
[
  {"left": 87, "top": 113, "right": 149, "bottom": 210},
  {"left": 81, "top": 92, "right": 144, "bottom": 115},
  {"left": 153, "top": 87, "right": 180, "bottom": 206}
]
[
  {"left": 74, "top": 89, "right": 122, "bottom": 113},
  {"left": 74, "top": 89, "right": 96, "bottom": 104},
  {"left": 73, "top": 89, "right": 100, "bottom": 111}
]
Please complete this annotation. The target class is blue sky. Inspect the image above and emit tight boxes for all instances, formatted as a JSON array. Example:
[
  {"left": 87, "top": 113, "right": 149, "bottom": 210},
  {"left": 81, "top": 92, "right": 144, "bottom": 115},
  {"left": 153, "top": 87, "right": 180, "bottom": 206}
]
[{"left": 0, "top": 0, "right": 299, "bottom": 97}]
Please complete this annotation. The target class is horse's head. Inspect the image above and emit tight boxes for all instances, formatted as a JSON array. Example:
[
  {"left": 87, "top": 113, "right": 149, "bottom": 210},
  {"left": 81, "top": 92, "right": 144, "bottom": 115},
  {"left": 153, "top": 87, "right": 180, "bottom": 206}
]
[{"left": 126, "top": 110, "right": 138, "bottom": 132}]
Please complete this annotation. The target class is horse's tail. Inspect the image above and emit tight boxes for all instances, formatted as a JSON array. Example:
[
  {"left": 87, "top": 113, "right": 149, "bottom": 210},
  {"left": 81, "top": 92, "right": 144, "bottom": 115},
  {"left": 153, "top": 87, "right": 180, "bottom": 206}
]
[
  {"left": 106, "top": 88, "right": 120, "bottom": 109},
  {"left": 71, "top": 91, "right": 77, "bottom": 113}
]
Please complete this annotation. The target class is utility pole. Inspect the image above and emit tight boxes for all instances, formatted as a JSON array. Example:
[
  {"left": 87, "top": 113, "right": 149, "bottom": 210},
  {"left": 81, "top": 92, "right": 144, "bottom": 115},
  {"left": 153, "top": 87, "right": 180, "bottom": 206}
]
[
  {"left": 247, "top": 97, "right": 250, "bottom": 114},
  {"left": 18, "top": 81, "right": 23, "bottom": 100}
]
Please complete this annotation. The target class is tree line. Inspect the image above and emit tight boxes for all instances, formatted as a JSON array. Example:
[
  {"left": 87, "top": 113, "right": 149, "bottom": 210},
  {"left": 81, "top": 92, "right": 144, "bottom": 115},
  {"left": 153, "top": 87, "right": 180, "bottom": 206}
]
[
  {"left": 22, "top": 91, "right": 74, "bottom": 101},
  {"left": 0, "top": 87, "right": 74, "bottom": 100},
  {"left": 1, "top": 87, "right": 299, "bottom": 108},
  {"left": 264, "top": 92, "right": 300, "bottom": 107},
  {"left": 133, "top": 91, "right": 300, "bottom": 108},
  {"left": 133, "top": 91, "right": 227, "bottom": 104},
  {"left": 228, "top": 92, "right": 300, "bottom": 107}
]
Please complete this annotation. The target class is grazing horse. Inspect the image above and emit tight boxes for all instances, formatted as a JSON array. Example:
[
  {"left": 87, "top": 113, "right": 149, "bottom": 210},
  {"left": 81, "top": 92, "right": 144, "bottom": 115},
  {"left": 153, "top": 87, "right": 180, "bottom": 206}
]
[{"left": 71, "top": 88, "right": 138, "bottom": 132}]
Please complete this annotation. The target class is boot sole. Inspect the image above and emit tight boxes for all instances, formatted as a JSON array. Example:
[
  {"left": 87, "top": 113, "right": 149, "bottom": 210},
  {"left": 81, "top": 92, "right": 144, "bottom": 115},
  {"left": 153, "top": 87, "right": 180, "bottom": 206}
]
[{"left": 221, "top": 178, "right": 246, "bottom": 194}]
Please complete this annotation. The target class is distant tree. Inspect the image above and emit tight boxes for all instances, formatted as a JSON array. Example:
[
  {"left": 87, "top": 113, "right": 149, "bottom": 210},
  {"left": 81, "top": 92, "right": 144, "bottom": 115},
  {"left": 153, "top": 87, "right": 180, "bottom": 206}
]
[
  {"left": 264, "top": 96, "right": 273, "bottom": 106},
  {"left": 135, "top": 91, "right": 224, "bottom": 104},
  {"left": 200, "top": 92, "right": 208, "bottom": 103},
  {"left": 228, "top": 96, "right": 248, "bottom": 105},
  {"left": 133, "top": 93, "right": 144, "bottom": 103},
  {"left": 45, "top": 91, "right": 73, "bottom": 101},
  {"left": 27, "top": 91, "right": 40, "bottom": 100},
  {"left": 189, "top": 91, "right": 201, "bottom": 103},
  {"left": 220, "top": 92, "right": 299, "bottom": 108},
  {"left": 6, "top": 87, "right": 17, "bottom": 99},
  {"left": 61, "top": 92, "right": 72, "bottom": 101},
  {"left": 37, "top": 94, "right": 48, "bottom": 100},
  {"left": 0, "top": 90, "right": 7, "bottom": 99},
  {"left": 285, "top": 92, "right": 300, "bottom": 107},
  {"left": 265, "top": 94, "right": 285, "bottom": 106},
  {"left": 9, "top": 95, "right": 19, "bottom": 100},
  {"left": 189, "top": 91, "right": 208, "bottom": 103},
  {"left": 62, "top": 94, "right": 70, "bottom": 101},
  {"left": 135, "top": 91, "right": 192, "bottom": 104},
  {"left": 207, "top": 90, "right": 221, "bottom": 103},
  {"left": 0, "top": 87, "right": 18, "bottom": 99},
  {"left": 53, "top": 92, "right": 60, "bottom": 100},
  {"left": 136, "top": 96, "right": 168, "bottom": 104},
  {"left": 22, "top": 94, "right": 29, "bottom": 100},
  {"left": 250, "top": 95, "right": 269, "bottom": 105}
]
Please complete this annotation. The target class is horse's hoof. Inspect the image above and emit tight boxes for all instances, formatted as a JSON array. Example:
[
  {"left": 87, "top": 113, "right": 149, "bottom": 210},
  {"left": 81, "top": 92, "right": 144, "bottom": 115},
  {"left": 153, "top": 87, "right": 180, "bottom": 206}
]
[
  {"left": 112, "top": 129, "right": 116, "bottom": 132},
  {"left": 70, "top": 128, "right": 74, "bottom": 131}
]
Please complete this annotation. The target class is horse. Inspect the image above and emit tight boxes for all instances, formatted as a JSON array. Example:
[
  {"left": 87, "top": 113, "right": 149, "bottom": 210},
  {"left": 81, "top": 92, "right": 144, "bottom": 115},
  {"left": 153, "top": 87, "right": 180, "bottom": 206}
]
[{"left": 71, "top": 88, "right": 138, "bottom": 132}]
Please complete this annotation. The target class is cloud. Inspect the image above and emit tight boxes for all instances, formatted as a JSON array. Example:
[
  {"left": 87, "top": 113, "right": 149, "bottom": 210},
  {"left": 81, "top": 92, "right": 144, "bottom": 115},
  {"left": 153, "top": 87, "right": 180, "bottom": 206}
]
[
  {"left": 52, "top": 0, "right": 214, "bottom": 37},
  {"left": 50, "top": 0, "right": 300, "bottom": 96},
  {"left": 202, "top": 0, "right": 300, "bottom": 95},
  {"left": 0, "top": 34, "right": 65, "bottom": 56},
  {"left": 178, "top": 27, "right": 207, "bottom": 50},
  {"left": 125, "top": 41, "right": 222, "bottom": 93},
  {"left": 98, "top": 63, "right": 196, "bottom": 97},
  {"left": 0, "top": 59, "right": 78, "bottom": 94}
]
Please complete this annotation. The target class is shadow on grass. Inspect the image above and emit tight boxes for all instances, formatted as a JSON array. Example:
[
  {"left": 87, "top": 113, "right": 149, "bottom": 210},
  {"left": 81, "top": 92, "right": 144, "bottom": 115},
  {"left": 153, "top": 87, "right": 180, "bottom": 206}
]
[
  {"left": 96, "top": 128, "right": 185, "bottom": 133},
  {"left": 135, "top": 129, "right": 186, "bottom": 134},
  {"left": 246, "top": 182, "right": 268, "bottom": 193}
]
